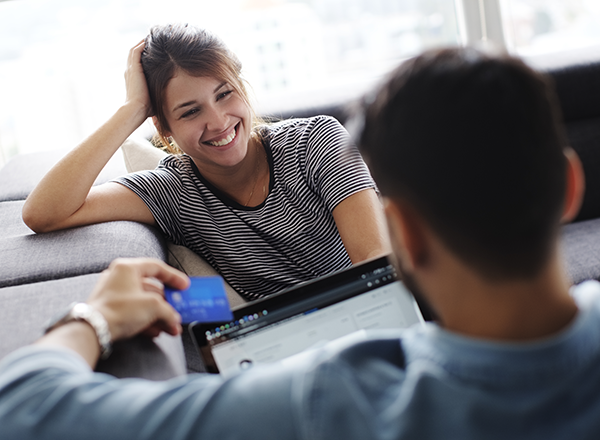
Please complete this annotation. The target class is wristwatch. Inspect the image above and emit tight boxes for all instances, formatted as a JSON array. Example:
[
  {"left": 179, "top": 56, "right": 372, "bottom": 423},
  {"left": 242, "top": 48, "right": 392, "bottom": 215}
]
[{"left": 44, "top": 302, "right": 112, "bottom": 359}]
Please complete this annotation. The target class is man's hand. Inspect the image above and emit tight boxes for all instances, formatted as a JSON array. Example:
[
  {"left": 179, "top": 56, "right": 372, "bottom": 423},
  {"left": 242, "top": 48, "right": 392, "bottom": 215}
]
[
  {"left": 87, "top": 258, "right": 190, "bottom": 341},
  {"left": 35, "top": 258, "right": 189, "bottom": 367}
]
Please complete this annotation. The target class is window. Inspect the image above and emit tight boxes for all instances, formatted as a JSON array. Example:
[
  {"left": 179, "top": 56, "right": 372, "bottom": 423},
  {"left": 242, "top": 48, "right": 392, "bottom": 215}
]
[
  {"left": 2, "top": 0, "right": 598, "bottom": 165},
  {"left": 0, "top": 0, "right": 460, "bottom": 164},
  {"left": 500, "top": 0, "right": 600, "bottom": 56}
]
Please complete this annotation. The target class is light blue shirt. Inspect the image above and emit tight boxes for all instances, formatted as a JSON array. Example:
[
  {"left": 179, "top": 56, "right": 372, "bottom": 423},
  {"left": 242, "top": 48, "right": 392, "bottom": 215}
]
[{"left": 2, "top": 281, "right": 600, "bottom": 439}]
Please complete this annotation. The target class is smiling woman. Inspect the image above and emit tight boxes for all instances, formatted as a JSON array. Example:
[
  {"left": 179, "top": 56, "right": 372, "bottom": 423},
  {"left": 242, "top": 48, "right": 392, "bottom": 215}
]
[{"left": 21, "top": 23, "right": 391, "bottom": 300}]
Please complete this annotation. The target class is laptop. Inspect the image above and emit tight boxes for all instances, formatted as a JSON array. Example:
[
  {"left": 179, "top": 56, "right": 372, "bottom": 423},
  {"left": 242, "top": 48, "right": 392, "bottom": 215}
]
[{"left": 190, "top": 255, "right": 424, "bottom": 377}]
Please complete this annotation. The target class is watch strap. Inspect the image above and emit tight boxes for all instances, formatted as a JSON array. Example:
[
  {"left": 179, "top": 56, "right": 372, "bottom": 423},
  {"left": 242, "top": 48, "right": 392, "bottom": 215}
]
[{"left": 45, "top": 302, "right": 112, "bottom": 359}]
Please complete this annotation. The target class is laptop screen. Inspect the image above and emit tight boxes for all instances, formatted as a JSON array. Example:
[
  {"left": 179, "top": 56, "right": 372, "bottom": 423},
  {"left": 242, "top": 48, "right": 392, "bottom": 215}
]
[{"left": 190, "top": 256, "right": 424, "bottom": 377}]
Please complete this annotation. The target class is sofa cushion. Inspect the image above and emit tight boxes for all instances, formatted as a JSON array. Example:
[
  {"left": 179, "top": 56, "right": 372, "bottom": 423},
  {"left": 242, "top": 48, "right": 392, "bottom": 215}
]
[
  {"left": 167, "top": 243, "right": 246, "bottom": 309},
  {"left": 96, "top": 332, "right": 186, "bottom": 380},
  {"left": 0, "top": 200, "right": 33, "bottom": 238},
  {"left": 548, "top": 61, "right": 600, "bottom": 122},
  {"left": 0, "top": 149, "right": 127, "bottom": 202},
  {"left": 0, "top": 274, "right": 185, "bottom": 379},
  {"left": 562, "top": 217, "right": 600, "bottom": 284},
  {"left": 121, "top": 137, "right": 168, "bottom": 173},
  {"left": 0, "top": 274, "right": 95, "bottom": 359},
  {"left": 0, "top": 221, "right": 167, "bottom": 288}
]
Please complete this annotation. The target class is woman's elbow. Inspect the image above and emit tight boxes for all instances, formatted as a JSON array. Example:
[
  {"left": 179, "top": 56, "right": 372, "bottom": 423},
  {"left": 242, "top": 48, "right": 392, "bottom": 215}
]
[{"left": 22, "top": 201, "right": 55, "bottom": 233}]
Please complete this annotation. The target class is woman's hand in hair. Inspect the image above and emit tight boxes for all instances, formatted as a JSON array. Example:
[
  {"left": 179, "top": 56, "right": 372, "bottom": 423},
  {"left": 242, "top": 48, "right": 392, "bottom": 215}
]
[
  {"left": 22, "top": 40, "right": 159, "bottom": 235},
  {"left": 124, "top": 40, "right": 153, "bottom": 121}
]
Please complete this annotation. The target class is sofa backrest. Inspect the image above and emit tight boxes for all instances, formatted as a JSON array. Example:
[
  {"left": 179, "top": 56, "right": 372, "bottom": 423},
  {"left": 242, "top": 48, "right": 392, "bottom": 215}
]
[{"left": 546, "top": 61, "right": 600, "bottom": 223}]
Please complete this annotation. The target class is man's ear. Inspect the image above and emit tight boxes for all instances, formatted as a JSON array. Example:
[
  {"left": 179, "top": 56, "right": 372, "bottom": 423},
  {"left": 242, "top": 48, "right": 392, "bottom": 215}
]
[
  {"left": 561, "top": 147, "right": 585, "bottom": 223},
  {"left": 384, "top": 198, "right": 428, "bottom": 271}
]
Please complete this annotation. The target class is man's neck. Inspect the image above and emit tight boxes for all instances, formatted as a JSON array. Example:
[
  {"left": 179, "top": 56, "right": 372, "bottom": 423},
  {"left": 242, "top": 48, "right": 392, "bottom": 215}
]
[{"left": 420, "top": 248, "right": 578, "bottom": 341}]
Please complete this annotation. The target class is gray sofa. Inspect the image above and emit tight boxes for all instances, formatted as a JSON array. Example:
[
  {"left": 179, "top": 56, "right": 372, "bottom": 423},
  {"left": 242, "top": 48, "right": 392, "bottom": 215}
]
[
  {"left": 549, "top": 60, "right": 600, "bottom": 282},
  {"left": 0, "top": 150, "right": 187, "bottom": 379}
]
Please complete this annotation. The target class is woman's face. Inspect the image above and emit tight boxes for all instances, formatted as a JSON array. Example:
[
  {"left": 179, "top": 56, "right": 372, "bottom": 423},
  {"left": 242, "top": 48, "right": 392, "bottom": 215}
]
[{"left": 162, "top": 72, "right": 253, "bottom": 171}]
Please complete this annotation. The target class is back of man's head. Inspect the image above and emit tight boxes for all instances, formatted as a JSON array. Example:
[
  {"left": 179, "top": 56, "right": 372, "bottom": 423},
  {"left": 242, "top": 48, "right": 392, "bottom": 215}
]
[{"left": 358, "top": 47, "right": 568, "bottom": 280}]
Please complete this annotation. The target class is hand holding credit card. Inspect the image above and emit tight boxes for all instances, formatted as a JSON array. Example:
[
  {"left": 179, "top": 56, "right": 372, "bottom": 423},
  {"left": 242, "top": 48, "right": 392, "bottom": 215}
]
[{"left": 164, "top": 276, "right": 233, "bottom": 324}]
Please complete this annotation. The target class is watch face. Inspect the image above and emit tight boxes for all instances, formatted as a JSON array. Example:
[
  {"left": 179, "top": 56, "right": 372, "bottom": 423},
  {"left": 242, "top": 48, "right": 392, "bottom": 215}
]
[{"left": 72, "top": 303, "right": 92, "bottom": 319}]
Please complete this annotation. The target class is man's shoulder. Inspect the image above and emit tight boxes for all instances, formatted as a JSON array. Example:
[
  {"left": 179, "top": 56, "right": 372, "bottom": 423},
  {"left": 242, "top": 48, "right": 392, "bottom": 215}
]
[
  {"left": 294, "top": 330, "right": 413, "bottom": 439},
  {"left": 301, "top": 329, "right": 411, "bottom": 384},
  {"left": 322, "top": 329, "right": 407, "bottom": 363}
]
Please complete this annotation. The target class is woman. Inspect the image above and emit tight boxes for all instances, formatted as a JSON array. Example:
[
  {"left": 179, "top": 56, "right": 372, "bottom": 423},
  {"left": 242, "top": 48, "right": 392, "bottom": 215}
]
[{"left": 22, "top": 24, "right": 390, "bottom": 300}]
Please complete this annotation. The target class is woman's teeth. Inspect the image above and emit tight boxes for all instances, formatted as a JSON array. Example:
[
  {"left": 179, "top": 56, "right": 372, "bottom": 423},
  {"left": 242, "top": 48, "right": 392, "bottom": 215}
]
[{"left": 207, "top": 129, "right": 236, "bottom": 147}]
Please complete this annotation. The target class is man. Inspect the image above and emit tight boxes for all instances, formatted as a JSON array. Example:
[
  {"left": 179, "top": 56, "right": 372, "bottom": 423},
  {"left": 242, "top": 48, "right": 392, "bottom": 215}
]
[{"left": 1, "top": 47, "right": 599, "bottom": 439}]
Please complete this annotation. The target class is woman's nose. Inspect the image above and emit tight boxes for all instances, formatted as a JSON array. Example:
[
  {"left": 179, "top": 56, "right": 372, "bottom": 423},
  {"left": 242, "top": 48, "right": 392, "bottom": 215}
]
[{"left": 205, "top": 105, "right": 228, "bottom": 132}]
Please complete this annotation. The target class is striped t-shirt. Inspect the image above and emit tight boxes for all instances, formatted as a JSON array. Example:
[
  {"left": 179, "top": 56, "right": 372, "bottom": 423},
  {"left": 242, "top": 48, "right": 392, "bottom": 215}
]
[{"left": 115, "top": 116, "right": 376, "bottom": 300}]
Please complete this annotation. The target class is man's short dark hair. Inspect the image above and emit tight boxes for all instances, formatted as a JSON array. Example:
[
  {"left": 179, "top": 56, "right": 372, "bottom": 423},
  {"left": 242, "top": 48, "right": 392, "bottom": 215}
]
[{"left": 358, "top": 47, "right": 568, "bottom": 280}]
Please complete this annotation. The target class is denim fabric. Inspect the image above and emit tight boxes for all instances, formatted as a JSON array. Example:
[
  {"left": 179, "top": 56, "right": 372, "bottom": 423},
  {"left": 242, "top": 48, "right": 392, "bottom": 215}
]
[{"left": 1, "top": 282, "right": 600, "bottom": 440}]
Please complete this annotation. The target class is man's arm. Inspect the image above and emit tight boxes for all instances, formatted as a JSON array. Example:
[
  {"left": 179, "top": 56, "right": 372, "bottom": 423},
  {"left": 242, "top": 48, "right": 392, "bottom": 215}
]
[
  {"left": 34, "top": 258, "right": 189, "bottom": 368},
  {"left": 0, "top": 258, "right": 301, "bottom": 440}
]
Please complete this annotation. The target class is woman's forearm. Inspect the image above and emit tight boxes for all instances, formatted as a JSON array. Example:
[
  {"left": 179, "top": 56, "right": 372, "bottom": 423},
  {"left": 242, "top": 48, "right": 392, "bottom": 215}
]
[
  {"left": 333, "top": 188, "right": 392, "bottom": 264},
  {"left": 22, "top": 103, "right": 148, "bottom": 233}
]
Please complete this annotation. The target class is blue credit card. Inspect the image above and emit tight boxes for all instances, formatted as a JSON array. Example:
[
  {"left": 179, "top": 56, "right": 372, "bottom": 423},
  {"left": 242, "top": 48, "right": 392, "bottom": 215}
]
[{"left": 164, "top": 276, "right": 233, "bottom": 324}]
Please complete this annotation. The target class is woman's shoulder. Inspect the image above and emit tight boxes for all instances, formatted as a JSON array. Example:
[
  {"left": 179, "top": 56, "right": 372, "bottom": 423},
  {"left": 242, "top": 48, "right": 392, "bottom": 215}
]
[
  {"left": 265, "top": 115, "right": 341, "bottom": 133},
  {"left": 260, "top": 115, "right": 345, "bottom": 147},
  {"left": 157, "top": 153, "right": 195, "bottom": 173},
  {"left": 121, "top": 154, "right": 196, "bottom": 186}
]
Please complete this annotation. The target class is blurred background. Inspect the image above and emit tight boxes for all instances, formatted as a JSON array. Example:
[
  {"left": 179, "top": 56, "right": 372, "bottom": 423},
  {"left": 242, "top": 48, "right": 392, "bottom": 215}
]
[{"left": 1, "top": 0, "right": 599, "bottom": 165}]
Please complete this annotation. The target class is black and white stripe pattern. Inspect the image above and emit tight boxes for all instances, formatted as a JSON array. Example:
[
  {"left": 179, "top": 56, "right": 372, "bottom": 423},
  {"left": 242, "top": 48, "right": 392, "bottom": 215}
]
[{"left": 115, "top": 116, "right": 376, "bottom": 300}]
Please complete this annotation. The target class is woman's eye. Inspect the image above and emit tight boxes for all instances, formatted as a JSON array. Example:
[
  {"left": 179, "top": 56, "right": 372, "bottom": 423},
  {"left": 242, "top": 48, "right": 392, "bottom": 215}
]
[
  {"left": 182, "top": 108, "right": 199, "bottom": 118},
  {"left": 217, "top": 90, "right": 233, "bottom": 101}
]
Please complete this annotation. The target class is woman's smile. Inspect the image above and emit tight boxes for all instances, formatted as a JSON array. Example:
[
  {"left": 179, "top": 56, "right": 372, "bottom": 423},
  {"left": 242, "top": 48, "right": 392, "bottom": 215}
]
[{"left": 203, "top": 123, "right": 238, "bottom": 148}]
